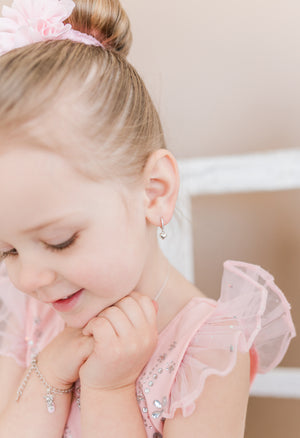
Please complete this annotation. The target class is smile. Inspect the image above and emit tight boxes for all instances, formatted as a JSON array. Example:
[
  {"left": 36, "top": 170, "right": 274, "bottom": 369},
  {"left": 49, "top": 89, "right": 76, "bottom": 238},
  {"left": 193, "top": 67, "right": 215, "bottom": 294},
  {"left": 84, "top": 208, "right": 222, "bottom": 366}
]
[{"left": 51, "top": 289, "right": 84, "bottom": 312}]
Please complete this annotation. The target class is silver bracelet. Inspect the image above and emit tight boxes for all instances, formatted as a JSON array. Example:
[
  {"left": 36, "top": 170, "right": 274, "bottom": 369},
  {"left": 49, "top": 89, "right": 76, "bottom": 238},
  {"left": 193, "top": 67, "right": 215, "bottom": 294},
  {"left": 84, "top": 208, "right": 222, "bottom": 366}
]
[{"left": 16, "top": 354, "right": 74, "bottom": 413}]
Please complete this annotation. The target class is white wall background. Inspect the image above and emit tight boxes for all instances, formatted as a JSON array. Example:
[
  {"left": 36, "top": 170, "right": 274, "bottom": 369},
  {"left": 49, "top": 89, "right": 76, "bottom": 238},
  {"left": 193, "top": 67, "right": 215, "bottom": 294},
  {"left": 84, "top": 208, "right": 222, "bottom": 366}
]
[{"left": 123, "top": 0, "right": 300, "bottom": 158}]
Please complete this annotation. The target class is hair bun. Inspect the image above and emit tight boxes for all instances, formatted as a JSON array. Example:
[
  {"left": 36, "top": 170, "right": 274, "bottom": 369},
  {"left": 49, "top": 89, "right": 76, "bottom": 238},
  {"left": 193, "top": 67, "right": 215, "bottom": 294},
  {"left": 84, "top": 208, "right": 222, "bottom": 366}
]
[{"left": 66, "top": 0, "right": 132, "bottom": 56}]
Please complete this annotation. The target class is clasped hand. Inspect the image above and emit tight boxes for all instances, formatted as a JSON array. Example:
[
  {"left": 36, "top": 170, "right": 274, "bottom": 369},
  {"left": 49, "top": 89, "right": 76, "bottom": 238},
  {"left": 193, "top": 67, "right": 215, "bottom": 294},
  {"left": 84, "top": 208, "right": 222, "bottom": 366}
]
[{"left": 38, "top": 292, "right": 158, "bottom": 393}]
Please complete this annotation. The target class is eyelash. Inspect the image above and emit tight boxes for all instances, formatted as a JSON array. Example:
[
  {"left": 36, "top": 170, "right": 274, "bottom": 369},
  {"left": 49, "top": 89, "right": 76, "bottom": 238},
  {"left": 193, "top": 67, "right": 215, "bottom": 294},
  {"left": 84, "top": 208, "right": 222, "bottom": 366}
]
[{"left": 0, "top": 233, "right": 79, "bottom": 261}]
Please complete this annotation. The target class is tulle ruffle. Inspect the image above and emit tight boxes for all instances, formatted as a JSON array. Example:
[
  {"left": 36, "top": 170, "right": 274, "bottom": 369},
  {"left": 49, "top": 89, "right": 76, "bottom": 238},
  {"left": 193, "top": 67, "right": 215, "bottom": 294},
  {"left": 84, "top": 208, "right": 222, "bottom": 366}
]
[{"left": 163, "top": 260, "right": 296, "bottom": 419}]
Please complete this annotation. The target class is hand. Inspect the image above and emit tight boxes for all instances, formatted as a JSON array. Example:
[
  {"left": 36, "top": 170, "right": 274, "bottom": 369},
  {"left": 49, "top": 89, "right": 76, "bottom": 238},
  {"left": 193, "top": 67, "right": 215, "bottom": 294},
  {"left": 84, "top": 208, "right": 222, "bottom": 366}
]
[
  {"left": 79, "top": 292, "right": 158, "bottom": 391},
  {"left": 37, "top": 326, "right": 94, "bottom": 390}
]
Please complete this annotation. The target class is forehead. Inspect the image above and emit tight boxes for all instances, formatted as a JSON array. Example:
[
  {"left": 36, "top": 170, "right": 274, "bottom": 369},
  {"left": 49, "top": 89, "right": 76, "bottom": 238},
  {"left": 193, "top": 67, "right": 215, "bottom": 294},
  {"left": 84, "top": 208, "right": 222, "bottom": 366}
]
[
  {"left": 0, "top": 147, "right": 83, "bottom": 201},
  {"left": 0, "top": 147, "right": 129, "bottom": 237}
]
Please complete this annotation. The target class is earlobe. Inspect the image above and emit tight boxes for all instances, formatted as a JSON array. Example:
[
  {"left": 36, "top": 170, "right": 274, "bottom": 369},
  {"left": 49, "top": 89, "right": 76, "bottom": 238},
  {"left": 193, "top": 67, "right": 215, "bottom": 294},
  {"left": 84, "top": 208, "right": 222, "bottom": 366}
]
[{"left": 143, "top": 149, "right": 180, "bottom": 227}]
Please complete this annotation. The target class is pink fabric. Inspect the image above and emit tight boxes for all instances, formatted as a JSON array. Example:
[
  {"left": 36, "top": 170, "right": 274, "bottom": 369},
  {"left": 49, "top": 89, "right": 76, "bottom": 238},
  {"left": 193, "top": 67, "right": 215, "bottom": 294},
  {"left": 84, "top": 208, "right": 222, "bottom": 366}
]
[
  {"left": 0, "top": 0, "right": 102, "bottom": 56},
  {"left": 0, "top": 260, "right": 296, "bottom": 438}
]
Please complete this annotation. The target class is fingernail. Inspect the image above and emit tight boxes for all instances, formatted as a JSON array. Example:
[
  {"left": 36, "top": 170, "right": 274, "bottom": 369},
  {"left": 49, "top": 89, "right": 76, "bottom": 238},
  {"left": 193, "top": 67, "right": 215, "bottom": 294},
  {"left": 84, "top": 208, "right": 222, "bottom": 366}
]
[{"left": 152, "top": 300, "right": 159, "bottom": 313}]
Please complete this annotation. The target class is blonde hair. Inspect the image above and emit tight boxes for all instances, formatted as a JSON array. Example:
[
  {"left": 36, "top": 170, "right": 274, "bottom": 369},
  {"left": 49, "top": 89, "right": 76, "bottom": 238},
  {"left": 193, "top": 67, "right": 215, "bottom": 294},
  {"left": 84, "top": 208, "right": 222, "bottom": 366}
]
[{"left": 0, "top": 0, "right": 166, "bottom": 180}]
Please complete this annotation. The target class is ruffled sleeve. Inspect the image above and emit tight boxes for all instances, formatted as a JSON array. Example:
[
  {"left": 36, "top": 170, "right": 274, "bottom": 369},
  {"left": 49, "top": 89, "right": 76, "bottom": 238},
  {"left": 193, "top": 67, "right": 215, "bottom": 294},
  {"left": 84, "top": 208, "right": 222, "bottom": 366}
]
[
  {"left": 136, "top": 260, "right": 296, "bottom": 436},
  {"left": 166, "top": 260, "right": 296, "bottom": 419},
  {"left": 0, "top": 262, "right": 28, "bottom": 368},
  {"left": 0, "top": 262, "right": 65, "bottom": 368}
]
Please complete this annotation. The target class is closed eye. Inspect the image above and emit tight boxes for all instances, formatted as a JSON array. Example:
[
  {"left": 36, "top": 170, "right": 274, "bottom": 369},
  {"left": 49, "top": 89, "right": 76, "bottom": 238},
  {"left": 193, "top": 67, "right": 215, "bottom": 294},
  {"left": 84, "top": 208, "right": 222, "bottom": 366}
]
[
  {"left": 44, "top": 233, "right": 79, "bottom": 252},
  {"left": 0, "top": 233, "right": 79, "bottom": 260},
  {"left": 0, "top": 248, "right": 18, "bottom": 260}
]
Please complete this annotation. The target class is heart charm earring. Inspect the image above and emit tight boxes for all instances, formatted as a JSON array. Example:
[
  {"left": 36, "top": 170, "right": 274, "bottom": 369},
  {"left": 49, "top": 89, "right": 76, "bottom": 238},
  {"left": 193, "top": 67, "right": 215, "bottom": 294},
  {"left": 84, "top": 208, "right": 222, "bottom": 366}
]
[{"left": 160, "top": 217, "right": 167, "bottom": 240}]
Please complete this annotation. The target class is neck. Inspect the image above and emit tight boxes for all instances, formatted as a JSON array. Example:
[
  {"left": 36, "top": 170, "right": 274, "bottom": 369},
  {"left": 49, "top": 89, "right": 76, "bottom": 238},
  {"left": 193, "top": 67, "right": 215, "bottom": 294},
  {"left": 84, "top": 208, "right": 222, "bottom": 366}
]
[
  {"left": 135, "top": 241, "right": 169, "bottom": 302},
  {"left": 135, "top": 238, "right": 203, "bottom": 333}
]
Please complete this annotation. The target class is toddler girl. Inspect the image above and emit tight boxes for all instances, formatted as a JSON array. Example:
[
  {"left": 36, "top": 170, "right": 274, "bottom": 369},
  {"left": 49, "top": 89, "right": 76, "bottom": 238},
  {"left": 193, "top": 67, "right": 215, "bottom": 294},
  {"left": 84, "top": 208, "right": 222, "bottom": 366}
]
[{"left": 0, "top": 1, "right": 296, "bottom": 437}]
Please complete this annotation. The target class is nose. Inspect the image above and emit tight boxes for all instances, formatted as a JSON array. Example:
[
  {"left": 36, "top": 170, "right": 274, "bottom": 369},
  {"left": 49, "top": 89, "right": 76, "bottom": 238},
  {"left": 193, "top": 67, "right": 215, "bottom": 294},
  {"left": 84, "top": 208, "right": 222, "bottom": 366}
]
[{"left": 10, "top": 257, "right": 57, "bottom": 296}]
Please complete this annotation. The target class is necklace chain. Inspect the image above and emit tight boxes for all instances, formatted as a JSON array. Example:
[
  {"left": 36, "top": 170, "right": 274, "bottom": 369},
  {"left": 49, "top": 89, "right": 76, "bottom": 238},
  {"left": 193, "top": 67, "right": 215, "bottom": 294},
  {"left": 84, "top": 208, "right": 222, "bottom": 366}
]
[{"left": 154, "top": 263, "right": 170, "bottom": 302}]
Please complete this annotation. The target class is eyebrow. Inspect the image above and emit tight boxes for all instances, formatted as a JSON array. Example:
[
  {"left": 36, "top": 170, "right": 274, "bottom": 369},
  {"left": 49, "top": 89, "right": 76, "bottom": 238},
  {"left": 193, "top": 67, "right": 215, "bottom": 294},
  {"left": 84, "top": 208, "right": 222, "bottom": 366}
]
[{"left": 20, "top": 216, "right": 71, "bottom": 234}]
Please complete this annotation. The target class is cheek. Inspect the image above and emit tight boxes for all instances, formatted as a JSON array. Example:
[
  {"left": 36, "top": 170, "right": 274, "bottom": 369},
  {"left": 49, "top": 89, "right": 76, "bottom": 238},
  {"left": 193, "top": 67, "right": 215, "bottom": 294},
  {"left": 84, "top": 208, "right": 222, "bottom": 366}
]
[
  {"left": 69, "top": 235, "right": 147, "bottom": 296},
  {"left": 65, "top": 204, "right": 148, "bottom": 295}
]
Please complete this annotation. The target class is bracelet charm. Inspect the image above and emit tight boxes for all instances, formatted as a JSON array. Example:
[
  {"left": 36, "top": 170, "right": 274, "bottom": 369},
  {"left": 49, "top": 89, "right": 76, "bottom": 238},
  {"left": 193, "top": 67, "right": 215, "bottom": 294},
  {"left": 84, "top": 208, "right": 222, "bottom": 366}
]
[
  {"left": 45, "top": 388, "right": 56, "bottom": 413},
  {"left": 16, "top": 354, "right": 74, "bottom": 414}
]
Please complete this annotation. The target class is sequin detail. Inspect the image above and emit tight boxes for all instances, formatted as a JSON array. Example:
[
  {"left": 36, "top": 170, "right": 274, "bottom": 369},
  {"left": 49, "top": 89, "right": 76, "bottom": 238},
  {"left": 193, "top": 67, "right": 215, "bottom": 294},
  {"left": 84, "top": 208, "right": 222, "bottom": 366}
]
[
  {"left": 137, "top": 340, "right": 178, "bottom": 433},
  {"left": 152, "top": 397, "right": 167, "bottom": 419}
]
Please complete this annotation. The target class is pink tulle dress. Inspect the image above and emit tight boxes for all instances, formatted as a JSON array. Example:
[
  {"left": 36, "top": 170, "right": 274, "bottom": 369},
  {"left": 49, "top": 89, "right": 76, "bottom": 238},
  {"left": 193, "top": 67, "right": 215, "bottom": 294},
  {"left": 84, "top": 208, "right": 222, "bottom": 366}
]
[{"left": 0, "top": 260, "right": 296, "bottom": 438}]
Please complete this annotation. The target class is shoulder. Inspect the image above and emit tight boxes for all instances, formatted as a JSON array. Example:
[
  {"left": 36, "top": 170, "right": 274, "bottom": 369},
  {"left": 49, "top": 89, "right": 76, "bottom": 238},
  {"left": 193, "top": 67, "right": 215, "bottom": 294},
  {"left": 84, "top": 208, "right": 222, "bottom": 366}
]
[
  {"left": 163, "top": 351, "right": 250, "bottom": 438},
  {"left": 136, "top": 296, "right": 249, "bottom": 436},
  {"left": 136, "top": 260, "right": 295, "bottom": 436}
]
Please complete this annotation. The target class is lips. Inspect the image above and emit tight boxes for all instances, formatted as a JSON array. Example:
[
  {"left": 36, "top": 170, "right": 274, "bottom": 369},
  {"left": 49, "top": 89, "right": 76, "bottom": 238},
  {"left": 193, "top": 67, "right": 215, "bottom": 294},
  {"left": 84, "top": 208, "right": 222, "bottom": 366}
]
[
  {"left": 51, "top": 289, "right": 84, "bottom": 312},
  {"left": 58, "top": 292, "right": 77, "bottom": 301}
]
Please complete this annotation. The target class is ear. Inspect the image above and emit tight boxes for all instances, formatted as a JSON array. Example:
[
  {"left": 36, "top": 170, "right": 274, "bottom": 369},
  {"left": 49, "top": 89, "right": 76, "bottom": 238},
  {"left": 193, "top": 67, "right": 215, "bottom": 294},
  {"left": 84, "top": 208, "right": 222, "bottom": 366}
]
[{"left": 143, "top": 149, "right": 180, "bottom": 226}]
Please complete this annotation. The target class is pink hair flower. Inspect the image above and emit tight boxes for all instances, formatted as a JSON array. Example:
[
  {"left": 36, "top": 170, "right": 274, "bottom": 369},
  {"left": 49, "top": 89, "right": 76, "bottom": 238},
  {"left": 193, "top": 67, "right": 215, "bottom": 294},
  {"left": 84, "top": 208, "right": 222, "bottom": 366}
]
[{"left": 0, "top": 0, "right": 101, "bottom": 56}]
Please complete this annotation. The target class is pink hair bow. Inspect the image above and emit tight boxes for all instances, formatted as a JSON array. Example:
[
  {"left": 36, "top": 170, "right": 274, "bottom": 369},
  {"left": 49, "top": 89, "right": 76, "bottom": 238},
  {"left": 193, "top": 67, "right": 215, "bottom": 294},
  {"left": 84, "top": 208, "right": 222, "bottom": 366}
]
[{"left": 0, "top": 0, "right": 102, "bottom": 56}]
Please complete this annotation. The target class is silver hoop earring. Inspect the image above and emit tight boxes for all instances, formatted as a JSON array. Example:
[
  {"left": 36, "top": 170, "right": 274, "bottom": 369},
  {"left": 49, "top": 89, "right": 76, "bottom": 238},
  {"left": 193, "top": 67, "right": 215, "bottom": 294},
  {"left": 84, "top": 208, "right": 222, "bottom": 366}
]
[{"left": 160, "top": 217, "right": 167, "bottom": 240}]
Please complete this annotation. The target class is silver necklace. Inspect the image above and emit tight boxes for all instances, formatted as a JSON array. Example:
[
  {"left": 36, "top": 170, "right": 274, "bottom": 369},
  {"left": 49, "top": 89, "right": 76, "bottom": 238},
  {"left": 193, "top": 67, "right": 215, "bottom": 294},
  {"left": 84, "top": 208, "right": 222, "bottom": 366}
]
[{"left": 154, "top": 263, "right": 170, "bottom": 302}]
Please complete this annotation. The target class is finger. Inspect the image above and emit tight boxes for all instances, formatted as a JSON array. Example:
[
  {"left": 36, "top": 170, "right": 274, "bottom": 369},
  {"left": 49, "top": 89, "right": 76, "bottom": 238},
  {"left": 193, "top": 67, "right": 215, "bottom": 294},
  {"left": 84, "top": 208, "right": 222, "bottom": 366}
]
[
  {"left": 97, "top": 305, "right": 137, "bottom": 337},
  {"left": 82, "top": 317, "right": 97, "bottom": 336},
  {"left": 77, "top": 335, "right": 95, "bottom": 364},
  {"left": 114, "top": 295, "right": 153, "bottom": 330},
  {"left": 82, "top": 316, "right": 118, "bottom": 343},
  {"left": 128, "top": 292, "right": 157, "bottom": 326}
]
